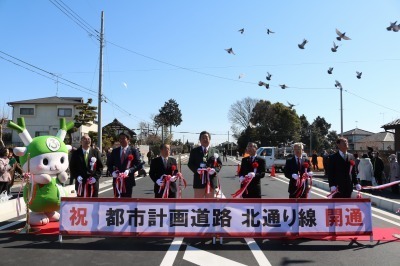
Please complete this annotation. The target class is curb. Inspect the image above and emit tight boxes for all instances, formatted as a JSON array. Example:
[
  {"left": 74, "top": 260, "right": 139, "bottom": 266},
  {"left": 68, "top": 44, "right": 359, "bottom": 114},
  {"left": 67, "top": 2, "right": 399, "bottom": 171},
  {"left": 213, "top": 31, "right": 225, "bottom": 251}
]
[{"left": 312, "top": 178, "right": 400, "bottom": 214}]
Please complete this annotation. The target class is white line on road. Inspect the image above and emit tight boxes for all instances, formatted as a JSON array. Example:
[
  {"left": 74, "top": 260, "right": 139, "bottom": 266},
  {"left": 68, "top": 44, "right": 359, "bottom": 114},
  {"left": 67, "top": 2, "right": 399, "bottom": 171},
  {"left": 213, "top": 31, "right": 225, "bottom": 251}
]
[
  {"left": 183, "top": 245, "right": 248, "bottom": 266},
  {"left": 0, "top": 218, "right": 25, "bottom": 231},
  {"left": 160, "top": 237, "right": 184, "bottom": 266},
  {"left": 245, "top": 238, "right": 272, "bottom": 266}
]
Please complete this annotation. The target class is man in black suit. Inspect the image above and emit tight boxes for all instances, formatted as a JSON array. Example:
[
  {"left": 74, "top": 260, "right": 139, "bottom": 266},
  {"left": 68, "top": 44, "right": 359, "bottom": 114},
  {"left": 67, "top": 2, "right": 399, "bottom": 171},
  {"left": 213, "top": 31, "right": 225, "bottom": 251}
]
[
  {"left": 149, "top": 144, "right": 178, "bottom": 198},
  {"left": 328, "top": 137, "right": 360, "bottom": 198},
  {"left": 284, "top": 143, "right": 311, "bottom": 198},
  {"left": 188, "top": 131, "right": 223, "bottom": 198},
  {"left": 69, "top": 134, "right": 103, "bottom": 197},
  {"left": 108, "top": 132, "right": 143, "bottom": 198},
  {"left": 238, "top": 142, "right": 266, "bottom": 198}
]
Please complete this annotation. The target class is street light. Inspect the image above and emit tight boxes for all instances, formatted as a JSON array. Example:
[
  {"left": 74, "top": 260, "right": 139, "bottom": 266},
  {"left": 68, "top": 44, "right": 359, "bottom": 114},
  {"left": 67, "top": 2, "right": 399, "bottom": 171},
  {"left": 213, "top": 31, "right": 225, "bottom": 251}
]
[{"left": 335, "top": 80, "right": 343, "bottom": 136}]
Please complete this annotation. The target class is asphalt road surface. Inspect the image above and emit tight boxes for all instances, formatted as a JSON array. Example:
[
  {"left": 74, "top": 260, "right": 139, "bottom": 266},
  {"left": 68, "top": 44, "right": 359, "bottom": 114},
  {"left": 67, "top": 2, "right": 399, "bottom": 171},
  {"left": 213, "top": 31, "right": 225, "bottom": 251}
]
[{"left": 1, "top": 156, "right": 400, "bottom": 266}]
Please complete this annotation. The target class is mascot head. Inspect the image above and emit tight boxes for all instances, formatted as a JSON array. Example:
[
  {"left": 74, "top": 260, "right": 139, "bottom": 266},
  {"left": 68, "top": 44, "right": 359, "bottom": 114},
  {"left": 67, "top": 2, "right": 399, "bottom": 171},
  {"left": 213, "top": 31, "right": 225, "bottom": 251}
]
[{"left": 8, "top": 117, "right": 73, "bottom": 175}]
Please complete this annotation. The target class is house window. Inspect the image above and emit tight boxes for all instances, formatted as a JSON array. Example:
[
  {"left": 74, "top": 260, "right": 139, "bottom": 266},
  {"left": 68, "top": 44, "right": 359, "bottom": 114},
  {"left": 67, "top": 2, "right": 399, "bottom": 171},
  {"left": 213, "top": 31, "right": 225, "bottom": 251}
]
[
  {"left": 20, "top": 108, "right": 34, "bottom": 115},
  {"left": 58, "top": 108, "right": 72, "bottom": 117},
  {"left": 35, "top": 131, "right": 49, "bottom": 137}
]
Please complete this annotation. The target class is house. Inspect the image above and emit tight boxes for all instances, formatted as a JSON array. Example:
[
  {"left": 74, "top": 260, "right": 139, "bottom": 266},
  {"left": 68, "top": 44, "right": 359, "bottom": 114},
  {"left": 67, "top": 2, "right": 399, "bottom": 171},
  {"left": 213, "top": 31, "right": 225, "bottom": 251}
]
[
  {"left": 353, "top": 131, "right": 395, "bottom": 152},
  {"left": 381, "top": 119, "right": 400, "bottom": 152},
  {"left": 7, "top": 96, "right": 97, "bottom": 147},
  {"left": 342, "top": 128, "right": 374, "bottom": 151}
]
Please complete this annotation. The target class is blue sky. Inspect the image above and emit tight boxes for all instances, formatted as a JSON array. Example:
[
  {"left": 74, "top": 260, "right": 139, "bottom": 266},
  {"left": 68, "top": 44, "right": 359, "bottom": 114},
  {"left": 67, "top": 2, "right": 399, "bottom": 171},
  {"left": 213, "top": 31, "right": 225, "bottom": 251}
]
[{"left": 1, "top": 1, "right": 400, "bottom": 146}]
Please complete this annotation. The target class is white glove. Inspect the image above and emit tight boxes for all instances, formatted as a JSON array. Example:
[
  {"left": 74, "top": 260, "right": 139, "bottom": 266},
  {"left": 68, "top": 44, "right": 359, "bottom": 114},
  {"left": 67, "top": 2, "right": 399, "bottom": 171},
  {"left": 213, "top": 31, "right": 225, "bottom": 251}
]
[
  {"left": 200, "top": 163, "right": 206, "bottom": 168},
  {"left": 239, "top": 176, "right": 245, "bottom": 183},
  {"left": 292, "top": 174, "right": 299, "bottom": 180},
  {"left": 156, "top": 177, "right": 164, "bottom": 186},
  {"left": 77, "top": 176, "right": 83, "bottom": 183},
  {"left": 88, "top": 177, "right": 96, "bottom": 184},
  {"left": 330, "top": 186, "right": 337, "bottom": 192},
  {"left": 208, "top": 168, "right": 216, "bottom": 175},
  {"left": 307, "top": 171, "right": 314, "bottom": 177},
  {"left": 356, "top": 184, "right": 362, "bottom": 191},
  {"left": 247, "top": 172, "right": 255, "bottom": 179},
  {"left": 170, "top": 176, "right": 176, "bottom": 182},
  {"left": 124, "top": 170, "right": 130, "bottom": 176},
  {"left": 112, "top": 171, "right": 118, "bottom": 178}
]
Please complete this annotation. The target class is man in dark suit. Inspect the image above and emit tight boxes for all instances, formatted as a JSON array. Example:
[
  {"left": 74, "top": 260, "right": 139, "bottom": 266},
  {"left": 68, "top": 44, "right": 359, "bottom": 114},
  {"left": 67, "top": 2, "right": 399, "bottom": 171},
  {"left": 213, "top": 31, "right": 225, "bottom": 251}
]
[
  {"left": 69, "top": 134, "right": 103, "bottom": 197},
  {"left": 284, "top": 143, "right": 311, "bottom": 198},
  {"left": 108, "top": 132, "right": 143, "bottom": 198},
  {"left": 238, "top": 142, "right": 266, "bottom": 198},
  {"left": 328, "top": 137, "right": 360, "bottom": 198},
  {"left": 149, "top": 144, "right": 178, "bottom": 198},
  {"left": 188, "top": 131, "right": 223, "bottom": 198}
]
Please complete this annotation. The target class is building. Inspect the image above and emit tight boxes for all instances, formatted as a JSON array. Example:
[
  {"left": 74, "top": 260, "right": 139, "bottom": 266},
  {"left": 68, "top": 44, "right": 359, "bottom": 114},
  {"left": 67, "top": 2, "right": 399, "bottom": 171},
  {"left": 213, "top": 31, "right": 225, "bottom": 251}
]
[
  {"left": 381, "top": 119, "right": 400, "bottom": 152},
  {"left": 7, "top": 96, "right": 97, "bottom": 147},
  {"left": 342, "top": 128, "right": 374, "bottom": 151},
  {"left": 353, "top": 131, "right": 395, "bottom": 152}
]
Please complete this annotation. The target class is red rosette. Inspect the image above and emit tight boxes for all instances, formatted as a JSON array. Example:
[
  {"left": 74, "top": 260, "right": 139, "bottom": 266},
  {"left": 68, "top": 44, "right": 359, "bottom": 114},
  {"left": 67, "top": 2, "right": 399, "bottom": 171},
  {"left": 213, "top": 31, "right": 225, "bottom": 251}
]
[
  {"left": 171, "top": 165, "right": 177, "bottom": 172},
  {"left": 252, "top": 162, "right": 259, "bottom": 169},
  {"left": 128, "top": 154, "right": 134, "bottom": 161},
  {"left": 349, "top": 159, "right": 355, "bottom": 166},
  {"left": 303, "top": 162, "right": 309, "bottom": 169}
]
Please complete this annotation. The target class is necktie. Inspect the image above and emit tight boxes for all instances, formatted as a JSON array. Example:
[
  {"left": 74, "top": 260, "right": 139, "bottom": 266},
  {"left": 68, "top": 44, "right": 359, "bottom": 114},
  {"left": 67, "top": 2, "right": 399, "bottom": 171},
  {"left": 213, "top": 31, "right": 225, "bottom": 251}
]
[
  {"left": 163, "top": 158, "right": 167, "bottom": 168},
  {"left": 121, "top": 148, "right": 126, "bottom": 164},
  {"left": 204, "top": 147, "right": 208, "bottom": 154},
  {"left": 297, "top": 157, "right": 301, "bottom": 171},
  {"left": 84, "top": 151, "right": 88, "bottom": 165}
]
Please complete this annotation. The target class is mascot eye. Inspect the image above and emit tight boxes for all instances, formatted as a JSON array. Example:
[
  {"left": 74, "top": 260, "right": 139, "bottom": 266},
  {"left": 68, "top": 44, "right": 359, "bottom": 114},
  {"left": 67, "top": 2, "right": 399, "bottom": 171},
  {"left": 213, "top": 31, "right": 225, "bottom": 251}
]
[
  {"left": 60, "top": 157, "right": 65, "bottom": 164},
  {"left": 43, "top": 158, "right": 49, "bottom": 165}
]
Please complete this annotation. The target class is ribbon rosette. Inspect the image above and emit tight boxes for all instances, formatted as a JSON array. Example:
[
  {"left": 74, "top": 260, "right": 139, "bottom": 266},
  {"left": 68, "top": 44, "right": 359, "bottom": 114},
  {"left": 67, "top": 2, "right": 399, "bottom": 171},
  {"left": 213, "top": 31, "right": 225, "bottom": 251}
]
[
  {"left": 90, "top": 157, "right": 97, "bottom": 171},
  {"left": 197, "top": 166, "right": 216, "bottom": 195},
  {"left": 231, "top": 172, "right": 255, "bottom": 198},
  {"left": 126, "top": 154, "right": 134, "bottom": 169},
  {"left": 159, "top": 174, "right": 172, "bottom": 198},
  {"left": 252, "top": 161, "right": 259, "bottom": 174}
]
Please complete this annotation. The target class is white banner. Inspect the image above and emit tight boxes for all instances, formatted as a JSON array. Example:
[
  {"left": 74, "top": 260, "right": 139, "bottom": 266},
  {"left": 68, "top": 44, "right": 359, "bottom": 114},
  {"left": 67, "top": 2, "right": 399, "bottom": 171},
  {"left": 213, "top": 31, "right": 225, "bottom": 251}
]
[{"left": 59, "top": 198, "right": 372, "bottom": 238}]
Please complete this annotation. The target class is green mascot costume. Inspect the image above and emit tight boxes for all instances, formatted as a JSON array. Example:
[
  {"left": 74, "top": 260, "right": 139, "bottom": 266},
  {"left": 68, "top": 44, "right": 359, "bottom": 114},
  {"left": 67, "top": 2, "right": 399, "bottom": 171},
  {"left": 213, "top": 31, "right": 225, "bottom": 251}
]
[{"left": 8, "top": 118, "right": 73, "bottom": 226}]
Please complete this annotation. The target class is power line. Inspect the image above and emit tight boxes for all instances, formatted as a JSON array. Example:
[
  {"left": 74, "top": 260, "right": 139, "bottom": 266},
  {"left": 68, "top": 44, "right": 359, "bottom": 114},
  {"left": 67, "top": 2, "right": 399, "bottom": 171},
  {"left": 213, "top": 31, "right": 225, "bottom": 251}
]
[{"left": 49, "top": 0, "right": 99, "bottom": 40}]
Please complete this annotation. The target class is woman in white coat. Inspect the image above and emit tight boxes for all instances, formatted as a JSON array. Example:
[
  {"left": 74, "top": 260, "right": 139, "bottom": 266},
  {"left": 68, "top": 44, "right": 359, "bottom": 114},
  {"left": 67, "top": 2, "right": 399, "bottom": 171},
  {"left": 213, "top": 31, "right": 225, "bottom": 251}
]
[{"left": 357, "top": 153, "right": 374, "bottom": 190}]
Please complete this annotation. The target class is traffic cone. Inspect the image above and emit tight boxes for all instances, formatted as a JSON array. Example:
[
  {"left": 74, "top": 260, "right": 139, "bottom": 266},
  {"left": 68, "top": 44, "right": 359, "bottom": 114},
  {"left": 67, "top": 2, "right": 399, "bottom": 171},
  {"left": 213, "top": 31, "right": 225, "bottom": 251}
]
[
  {"left": 236, "top": 163, "right": 241, "bottom": 176},
  {"left": 270, "top": 165, "right": 276, "bottom": 177}
]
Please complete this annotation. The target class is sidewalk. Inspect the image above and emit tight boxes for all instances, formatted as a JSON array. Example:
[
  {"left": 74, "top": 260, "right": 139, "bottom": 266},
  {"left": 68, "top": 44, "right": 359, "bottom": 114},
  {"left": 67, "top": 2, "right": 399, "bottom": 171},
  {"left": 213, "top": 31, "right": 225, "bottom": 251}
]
[{"left": 312, "top": 171, "right": 400, "bottom": 213}]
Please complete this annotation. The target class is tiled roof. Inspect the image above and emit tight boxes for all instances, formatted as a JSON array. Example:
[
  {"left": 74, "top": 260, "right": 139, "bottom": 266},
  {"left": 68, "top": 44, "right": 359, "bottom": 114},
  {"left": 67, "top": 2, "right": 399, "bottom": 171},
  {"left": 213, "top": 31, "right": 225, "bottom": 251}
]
[
  {"left": 382, "top": 119, "right": 400, "bottom": 129},
  {"left": 7, "top": 96, "right": 84, "bottom": 105},
  {"left": 354, "top": 132, "right": 394, "bottom": 143},
  {"left": 342, "top": 128, "right": 374, "bottom": 135}
]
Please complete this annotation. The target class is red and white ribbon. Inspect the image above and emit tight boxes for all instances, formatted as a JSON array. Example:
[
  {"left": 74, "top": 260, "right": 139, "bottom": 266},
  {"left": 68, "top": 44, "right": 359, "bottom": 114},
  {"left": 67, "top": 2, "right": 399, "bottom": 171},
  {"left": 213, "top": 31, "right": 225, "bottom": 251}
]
[
  {"left": 231, "top": 174, "right": 253, "bottom": 198},
  {"left": 175, "top": 172, "right": 187, "bottom": 198},
  {"left": 356, "top": 180, "right": 400, "bottom": 198},
  {"left": 115, "top": 172, "right": 128, "bottom": 198},
  {"left": 294, "top": 169, "right": 313, "bottom": 198}
]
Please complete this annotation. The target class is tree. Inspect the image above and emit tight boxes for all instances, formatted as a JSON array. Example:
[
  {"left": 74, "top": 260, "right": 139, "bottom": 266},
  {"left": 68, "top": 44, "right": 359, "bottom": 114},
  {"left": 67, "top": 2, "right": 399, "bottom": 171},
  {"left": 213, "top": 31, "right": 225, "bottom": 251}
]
[
  {"left": 66, "top": 98, "right": 98, "bottom": 144},
  {"left": 0, "top": 105, "right": 10, "bottom": 148},
  {"left": 250, "top": 101, "right": 301, "bottom": 146},
  {"left": 156, "top": 99, "right": 182, "bottom": 142},
  {"left": 228, "top": 97, "right": 259, "bottom": 138}
]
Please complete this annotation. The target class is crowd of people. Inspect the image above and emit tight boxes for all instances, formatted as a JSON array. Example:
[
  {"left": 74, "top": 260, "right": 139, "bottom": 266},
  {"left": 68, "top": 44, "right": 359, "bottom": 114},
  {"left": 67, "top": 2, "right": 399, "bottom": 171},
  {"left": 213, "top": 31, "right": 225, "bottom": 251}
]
[{"left": 1, "top": 132, "right": 400, "bottom": 200}]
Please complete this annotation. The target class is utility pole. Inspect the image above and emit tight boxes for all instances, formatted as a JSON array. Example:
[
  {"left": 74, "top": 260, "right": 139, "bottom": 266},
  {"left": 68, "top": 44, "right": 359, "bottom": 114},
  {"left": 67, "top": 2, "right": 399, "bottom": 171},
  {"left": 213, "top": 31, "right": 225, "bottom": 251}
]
[{"left": 97, "top": 11, "right": 104, "bottom": 152}]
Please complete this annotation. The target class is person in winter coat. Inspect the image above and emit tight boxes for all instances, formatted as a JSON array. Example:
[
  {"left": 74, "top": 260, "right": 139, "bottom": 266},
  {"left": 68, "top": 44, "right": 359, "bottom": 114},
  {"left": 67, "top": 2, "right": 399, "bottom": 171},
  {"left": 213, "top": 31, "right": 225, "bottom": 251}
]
[
  {"left": 0, "top": 147, "right": 12, "bottom": 195},
  {"left": 357, "top": 153, "right": 374, "bottom": 191},
  {"left": 388, "top": 154, "right": 400, "bottom": 194}
]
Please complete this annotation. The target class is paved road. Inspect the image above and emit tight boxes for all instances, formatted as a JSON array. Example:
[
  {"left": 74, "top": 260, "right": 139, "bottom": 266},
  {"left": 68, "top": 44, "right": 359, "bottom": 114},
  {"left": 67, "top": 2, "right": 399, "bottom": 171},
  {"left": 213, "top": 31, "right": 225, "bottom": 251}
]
[{"left": 1, "top": 155, "right": 400, "bottom": 266}]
